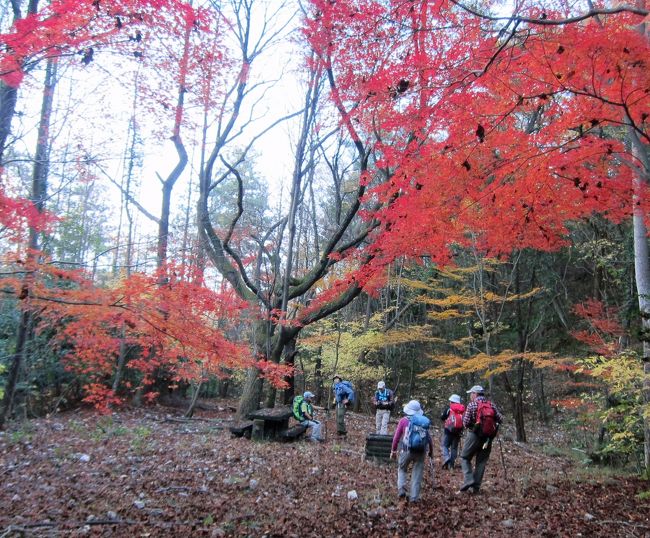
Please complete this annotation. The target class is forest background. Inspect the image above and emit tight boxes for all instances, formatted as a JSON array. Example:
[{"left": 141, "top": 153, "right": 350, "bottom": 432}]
[{"left": 1, "top": 0, "right": 650, "bottom": 482}]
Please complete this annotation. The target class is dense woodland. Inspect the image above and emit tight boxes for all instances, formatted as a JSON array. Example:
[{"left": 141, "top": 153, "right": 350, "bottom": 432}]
[{"left": 1, "top": 1, "right": 650, "bottom": 529}]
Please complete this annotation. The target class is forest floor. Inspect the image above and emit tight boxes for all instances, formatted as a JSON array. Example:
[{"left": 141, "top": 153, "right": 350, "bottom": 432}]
[{"left": 1, "top": 401, "right": 649, "bottom": 537}]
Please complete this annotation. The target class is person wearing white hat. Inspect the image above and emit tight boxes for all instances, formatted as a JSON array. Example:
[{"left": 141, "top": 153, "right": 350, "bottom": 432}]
[
  {"left": 458, "top": 385, "right": 503, "bottom": 493},
  {"left": 389, "top": 400, "right": 433, "bottom": 503},
  {"left": 372, "top": 381, "right": 395, "bottom": 435},
  {"left": 440, "top": 394, "right": 466, "bottom": 469},
  {"left": 292, "top": 391, "right": 323, "bottom": 442}
]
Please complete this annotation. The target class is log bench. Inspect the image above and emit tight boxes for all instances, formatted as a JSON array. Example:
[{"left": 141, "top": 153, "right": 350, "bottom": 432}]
[
  {"left": 229, "top": 421, "right": 254, "bottom": 439},
  {"left": 280, "top": 423, "right": 308, "bottom": 442}
]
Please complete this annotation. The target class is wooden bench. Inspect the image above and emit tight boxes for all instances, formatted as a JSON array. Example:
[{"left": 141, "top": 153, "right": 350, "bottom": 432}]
[
  {"left": 247, "top": 407, "right": 294, "bottom": 441},
  {"left": 229, "top": 421, "right": 254, "bottom": 439},
  {"left": 280, "top": 423, "right": 308, "bottom": 442}
]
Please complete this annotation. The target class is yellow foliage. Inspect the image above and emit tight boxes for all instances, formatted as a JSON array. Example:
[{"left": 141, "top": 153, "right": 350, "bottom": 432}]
[
  {"left": 395, "top": 277, "right": 434, "bottom": 291},
  {"left": 427, "top": 309, "right": 471, "bottom": 320},
  {"left": 421, "top": 293, "right": 475, "bottom": 308},
  {"left": 421, "top": 349, "right": 558, "bottom": 379},
  {"left": 482, "top": 288, "right": 543, "bottom": 303}
]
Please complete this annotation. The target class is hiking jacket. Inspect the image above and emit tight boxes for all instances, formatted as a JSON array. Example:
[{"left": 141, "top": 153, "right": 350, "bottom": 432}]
[
  {"left": 462, "top": 396, "right": 503, "bottom": 429},
  {"left": 333, "top": 381, "right": 353, "bottom": 403},
  {"left": 439, "top": 402, "right": 466, "bottom": 422},
  {"left": 373, "top": 388, "right": 394, "bottom": 409},
  {"left": 391, "top": 416, "right": 433, "bottom": 455},
  {"left": 299, "top": 400, "right": 314, "bottom": 421}
]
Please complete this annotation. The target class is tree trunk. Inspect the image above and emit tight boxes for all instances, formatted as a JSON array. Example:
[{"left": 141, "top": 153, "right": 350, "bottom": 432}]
[
  {"left": 0, "top": 310, "right": 30, "bottom": 428},
  {"left": 629, "top": 0, "right": 650, "bottom": 476},
  {"left": 633, "top": 187, "right": 650, "bottom": 471},
  {"left": 0, "top": 58, "right": 56, "bottom": 428},
  {"left": 0, "top": 82, "right": 18, "bottom": 165},
  {"left": 185, "top": 379, "right": 203, "bottom": 418},
  {"left": 238, "top": 367, "right": 264, "bottom": 419},
  {"left": 314, "top": 345, "right": 324, "bottom": 406},
  {"left": 281, "top": 337, "right": 298, "bottom": 405}
]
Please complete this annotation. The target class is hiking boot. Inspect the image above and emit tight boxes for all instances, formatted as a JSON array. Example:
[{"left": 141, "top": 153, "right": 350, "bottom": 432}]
[
  {"left": 398, "top": 493, "right": 408, "bottom": 505},
  {"left": 459, "top": 482, "right": 475, "bottom": 492},
  {"left": 471, "top": 486, "right": 480, "bottom": 495}
]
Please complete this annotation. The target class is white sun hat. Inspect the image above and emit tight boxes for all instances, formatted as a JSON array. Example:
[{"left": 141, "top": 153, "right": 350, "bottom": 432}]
[{"left": 403, "top": 400, "right": 423, "bottom": 416}]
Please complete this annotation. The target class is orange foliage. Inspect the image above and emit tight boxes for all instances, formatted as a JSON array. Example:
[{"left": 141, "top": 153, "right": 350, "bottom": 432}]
[
  {"left": 571, "top": 298, "right": 625, "bottom": 357},
  {"left": 2, "top": 251, "right": 259, "bottom": 409}
]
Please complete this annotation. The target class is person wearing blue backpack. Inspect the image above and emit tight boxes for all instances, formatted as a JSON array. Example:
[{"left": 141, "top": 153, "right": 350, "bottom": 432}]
[
  {"left": 390, "top": 400, "right": 433, "bottom": 503},
  {"left": 373, "top": 380, "right": 394, "bottom": 435},
  {"left": 332, "top": 375, "right": 355, "bottom": 436}
]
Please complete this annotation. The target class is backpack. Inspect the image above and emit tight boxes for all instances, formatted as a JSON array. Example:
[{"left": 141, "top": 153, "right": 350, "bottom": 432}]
[
  {"left": 292, "top": 395, "right": 305, "bottom": 421},
  {"left": 444, "top": 407, "right": 463, "bottom": 434},
  {"left": 475, "top": 400, "right": 498, "bottom": 438},
  {"left": 340, "top": 380, "right": 355, "bottom": 404},
  {"left": 375, "top": 389, "right": 393, "bottom": 410},
  {"left": 403, "top": 415, "right": 430, "bottom": 452}
]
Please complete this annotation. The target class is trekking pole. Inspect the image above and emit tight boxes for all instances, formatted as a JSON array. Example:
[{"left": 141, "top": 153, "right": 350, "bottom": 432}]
[
  {"left": 428, "top": 457, "right": 437, "bottom": 490},
  {"left": 496, "top": 436, "right": 509, "bottom": 481}
]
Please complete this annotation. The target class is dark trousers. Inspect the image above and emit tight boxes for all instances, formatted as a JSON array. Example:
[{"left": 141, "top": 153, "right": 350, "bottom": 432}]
[
  {"left": 441, "top": 430, "right": 461, "bottom": 466},
  {"left": 460, "top": 431, "right": 492, "bottom": 490},
  {"left": 336, "top": 402, "right": 347, "bottom": 434}
]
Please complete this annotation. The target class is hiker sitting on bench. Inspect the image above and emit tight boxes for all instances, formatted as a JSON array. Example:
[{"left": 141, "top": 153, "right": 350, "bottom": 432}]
[{"left": 292, "top": 391, "right": 323, "bottom": 442}]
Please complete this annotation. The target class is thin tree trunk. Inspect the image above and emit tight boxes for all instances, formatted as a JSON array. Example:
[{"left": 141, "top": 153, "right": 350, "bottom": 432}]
[
  {"left": 0, "top": 58, "right": 56, "bottom": 428},
  {"left": 0, "top": 82, "right": 17, "bottom": 165},
  {"left": 630, "top": 0, "right": 650, "bottom": 473},
  {"left": 185, "top": 379, "right": 203, "bottom": 418},
  {"left": 633, "top": 185, "right": 650, "bottom": 471}
]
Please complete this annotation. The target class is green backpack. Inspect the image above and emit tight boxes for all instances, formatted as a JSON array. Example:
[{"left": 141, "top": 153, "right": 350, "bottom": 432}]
[{"left": 292, "top": 395, "right": 305, "bottom": 421}]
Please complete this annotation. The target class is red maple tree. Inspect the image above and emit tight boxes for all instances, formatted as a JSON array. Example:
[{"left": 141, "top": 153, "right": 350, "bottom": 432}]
[{"left": 303, "top": 0, "right": 648, "bottom": 272}]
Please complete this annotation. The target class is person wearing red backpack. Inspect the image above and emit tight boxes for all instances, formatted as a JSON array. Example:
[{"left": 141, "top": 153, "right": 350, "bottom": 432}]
[
  {"left": 439, "top": 394, "right": 465, "bottom": 470},
  {"left": 458, "top": 385, "right": 503, "bottom": 494}
]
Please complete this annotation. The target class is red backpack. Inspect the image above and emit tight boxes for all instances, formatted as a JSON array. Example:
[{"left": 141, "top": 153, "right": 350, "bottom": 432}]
[
  {"left": 475, "top": 401, "right": 498, "bottom": 438},
  {"left": 444, "top": 408, "right": 463, "bottom": 433}
]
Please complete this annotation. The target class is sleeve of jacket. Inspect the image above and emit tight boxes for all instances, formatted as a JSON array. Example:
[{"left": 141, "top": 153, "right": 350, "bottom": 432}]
[
  {"left": 493, "top": 403, "right": 504, "bottom": 424},
  {"left": 463, "top": 402, "right": 476, "bottom": 429}
]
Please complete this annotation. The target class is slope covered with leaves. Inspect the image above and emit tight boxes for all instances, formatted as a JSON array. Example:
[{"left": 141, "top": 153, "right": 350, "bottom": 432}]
[{"left": 1, "top": 403, "right": 648, "bottom": 537}]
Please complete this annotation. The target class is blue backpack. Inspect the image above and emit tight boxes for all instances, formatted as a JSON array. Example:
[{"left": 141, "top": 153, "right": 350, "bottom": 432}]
[
  {"left": 404, "top": 415, "right": 430, "bottom": 452},
  {"left": 336, "top": 380, "right": 355, "bottom": 404}
]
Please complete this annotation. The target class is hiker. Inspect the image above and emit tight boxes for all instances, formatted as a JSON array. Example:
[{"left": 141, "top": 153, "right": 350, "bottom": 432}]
[
  {"left": 459, "top": 385, "right": 503, "bottom": 494},
  {"left": 373, "top": 380, "right": 395, "bottom": 435},
  {"left": 292, "top": 391, "right": 323, "bottom": 442},
  {"left": 332, "top": 375, "right": 354, "bottom": 436},
  {"left": 440, "top": 393, "right": 465, "bottom": 469},
  {"left": 390, "top": 400, "right": 433, "bottom": 503}
]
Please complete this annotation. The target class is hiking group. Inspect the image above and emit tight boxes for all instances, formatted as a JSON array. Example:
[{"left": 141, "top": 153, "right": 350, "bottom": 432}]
[
  {"left": 291, "top": 378, "right": 503, "bottom": 503},
  {"left": 390, "top": 384, "right": 503, "bottom": 503}
]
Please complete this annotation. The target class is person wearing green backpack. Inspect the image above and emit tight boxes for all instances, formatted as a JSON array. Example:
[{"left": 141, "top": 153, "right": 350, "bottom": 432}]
[{"left": 292, "top": 391, "right": 323, "bottom": 442}]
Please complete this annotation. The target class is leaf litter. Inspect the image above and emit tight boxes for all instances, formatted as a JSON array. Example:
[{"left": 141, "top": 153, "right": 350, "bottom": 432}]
[{"left": 1, "top": 402, "right": 648, "bottom": 537}]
